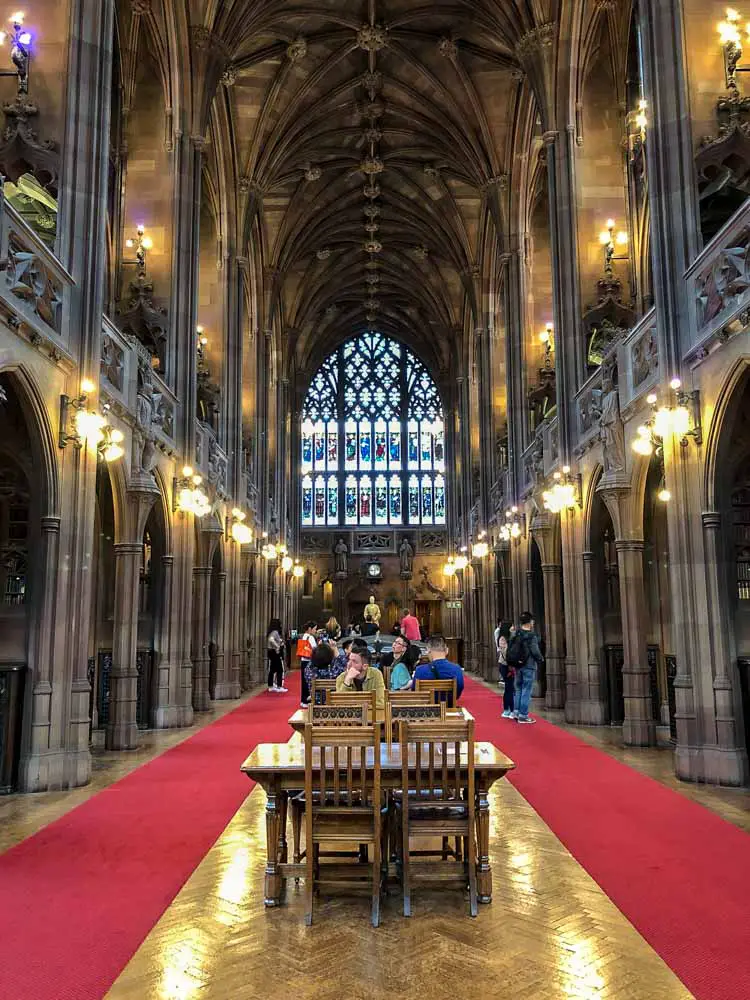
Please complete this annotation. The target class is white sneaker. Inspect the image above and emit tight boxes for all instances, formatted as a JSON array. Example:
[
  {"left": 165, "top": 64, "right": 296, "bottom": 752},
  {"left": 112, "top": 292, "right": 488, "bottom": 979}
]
[
  {"left": 276, "top": 686, "right": 288, "bottom": 693},
  {"left": 512, "top": 711, "right": 519, "bottom": 719},
  {"left": 501, "top": 710, "right": 513, "bottom": 718},
  {"left": 517, "top": 716, "right": 536, "bottom": 725},
  {"left": 268, "top": 686, "right": 276, "bottom": 692}
]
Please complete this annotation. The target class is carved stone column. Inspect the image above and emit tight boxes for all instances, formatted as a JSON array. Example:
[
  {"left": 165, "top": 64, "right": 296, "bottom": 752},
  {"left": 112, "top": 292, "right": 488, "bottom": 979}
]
[
  {"left": 155, "top": 515, "right": 195, "bottom": 729},
  {"left": 107, "top": 541, "right": 143, "bottom": 750},
  {"left": 540, "top": 562, "right": 565, "bottom": 709},
  {"left": 152, "top": 553, "right": 174, "bottom": 725},
  {"left": 238, "top": 549, "right": 251, "bottom": 690},
  {"left": 192, "top": 566, "right": 212, "bottom": 712},
  {"left": 700, "top": 513, "right": 748, "bottom": 784},
  {"left": 579, "top": 551, "right": 607, "bottom": 724},
  {"left": 615, "top": 539, "right": 656, "bottom": 746},
  {"left": 211, "top": 569, "right": 229, "bottom": 698}
]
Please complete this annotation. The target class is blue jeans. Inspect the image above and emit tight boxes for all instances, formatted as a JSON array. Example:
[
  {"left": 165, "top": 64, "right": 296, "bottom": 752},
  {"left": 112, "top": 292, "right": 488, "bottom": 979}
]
[
  {"left": 513, "top": 665, "right": 536, "bottom": 718},
  {"left": 499, "top": 664, "right": 515, "bottom": 712}
]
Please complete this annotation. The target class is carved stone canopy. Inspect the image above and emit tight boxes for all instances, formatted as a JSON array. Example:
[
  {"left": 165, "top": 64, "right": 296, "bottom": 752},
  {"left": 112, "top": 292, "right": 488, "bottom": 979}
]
[
  {"left": 696, "top": 122, "right": 750, "bottom": 240},
  {"left": 582, "top": 293, "right": 635, "bottom": 370},
  {"left": 116, "top": 274, "right": 168, "bottom": 372},
  {"left": 0, "top": 95, "right": 59, "bottom": 194}
]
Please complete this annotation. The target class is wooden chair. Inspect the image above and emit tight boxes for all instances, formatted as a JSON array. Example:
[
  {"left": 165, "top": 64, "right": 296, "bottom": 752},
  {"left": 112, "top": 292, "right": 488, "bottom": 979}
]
[
  {"left": 385, "top": 700, "right": 445, "bottom": 746},
  {"left": 328, "top": 689, "right": 377, "bottom": 719},
  {"left": 291, "top": 703, "right": 368, "bottom": 869},
  {"left": 397, "top": 717, "right": 477, "bottom": 917},
  {"left": 311, "top": 677, "right": 338, "bottom": 705},
  {"left": 386, "top": 690, "right": 432, "bottom": 707},
  {"left": 380, "top": 663, "right": 391, "bottom": 690},
  {"left": 304, "top": 723, "right": 383, "bottom": 927},
  {"left": 415, "top": 677, "right": 457, "bottom": 708}
]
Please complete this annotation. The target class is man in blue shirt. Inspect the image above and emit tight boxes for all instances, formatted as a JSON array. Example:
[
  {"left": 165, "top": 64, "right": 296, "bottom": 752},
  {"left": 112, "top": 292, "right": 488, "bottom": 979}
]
[{"left": 411, "top": 634, "right": 464, "bottom": 705}]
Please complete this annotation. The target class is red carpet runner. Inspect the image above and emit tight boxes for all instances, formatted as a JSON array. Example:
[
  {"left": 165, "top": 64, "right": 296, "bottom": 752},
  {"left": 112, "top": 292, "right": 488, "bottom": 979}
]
[
  {"left": 0, "top": 677, "right": 299, "bottom": 1000},
  {"left": 462, "top": 675, "right": 750, "bottom": 1000}
]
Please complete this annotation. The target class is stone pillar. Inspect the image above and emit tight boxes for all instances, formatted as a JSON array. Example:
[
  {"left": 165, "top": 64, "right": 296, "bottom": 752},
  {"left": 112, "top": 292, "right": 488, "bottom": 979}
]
[
  {"left": 152, "top": 553, "right": 174, "bottom": 725},
  {"left": 579, "top": 551, "right": 607, "bottom": 724},
  {"left": 192, "top": 566, "right": 212, "bottom": 711},
  {"left": 615, "top": 539, "right": 656, "bottom": 746},
  {"left": 541, "top": 562, "right": 565, "bottom": 710},
  {"left": 212, "top": 569, "right": 229, "bottom": 698},
  {"left": 700, "top": 513, "right": 748, "bottom": 784},
  {"left": 154, "top": 515, "right": 195, "bottom": 728},
  {"left": 107, "top": 541, "right": 143, "bottom": 750},
  {"left": 238, "top": 549, "right": 251, "bottom": 690}
]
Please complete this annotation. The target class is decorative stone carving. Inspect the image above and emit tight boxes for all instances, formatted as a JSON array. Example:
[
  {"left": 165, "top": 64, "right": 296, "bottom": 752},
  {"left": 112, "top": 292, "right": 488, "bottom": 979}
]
[
  {"left": 412, "top": 245, "right": 429, "bottom": 261},
  {"left": 359, "top": 99, "right": 385, "bottom": 121},
  {"left": 316, "top": 248, "right": 332, "bottom": 261},
  {"left": 364, "top": 297, "right": 379, "bottom": 311},
  {"left": 5, "top": 231, "right": 63, "bottom": 332},
  {"left": 207, "top": 436, "right": 226, "bottom": 494},
  {"left": 116, "top": 273, "right": 168, "bottom": 372},
  {"left": 286, "top": 36, "right": 307, "bottom": 62},
  {"left": 578, "top": 385, "right": 603, "bottom": 435},
  {"left": 419, "top": 531, "right": 447, "bottom": 552},
  {"left": 135, "top": 355, "right": 158, "bottom": 474},
  {"left": 363, "top": 182, "right": 380, "bottom": 199},
  {"left": 101, "top": 333, "right": 124, "bottom": 391},
  {"left": 197, "top": 370, "right": 220, "bottom": 432},
  {"left": 131, "top": 0, "right": 151, "bottom": 13},
  {"left": 524, "top": 436, "right": 544, "bottom": 487},
  {"left": 301, "top": 531, "right": 329, "bottom": 552},
  {"left": 304, "top": 165, "right": 321, "bottom": 182},
  {"left": 0, "top": 95, "right": 59, "bottom": 193},
  {"left": 399, "top": 536, "right": 414, "bottom": 577},
  {"left": 361, "top": 71, "right": 382, "bottom": 95},
  {"left": 695, "top": 233, "right": 750, "bottom": 329},
  {"left": 334, "top": 537, "right": 348, "bottom": 576},
  {"left": 599, "top": 358, "right": 626, "bottom": 477},
  {"left": 221, "top": 65, "right": 237, "bottom": 87},
  {"left": 631, "top": 326, "right": 658, "bottom": 388},
  {"left": 357, "top": 24, "right": 388, "bottom": 52},
  {"left": 363, "top": 240, "right": 382, "bottom": 254},
  {"left": 365, "top": 272, "right": 380, "bottom": 286},
  {"left": 437, "top": 37, "right": 458, "bottom": 59},
  {"left": 354, "top": 532, "right": 390, "bottom": 551}
]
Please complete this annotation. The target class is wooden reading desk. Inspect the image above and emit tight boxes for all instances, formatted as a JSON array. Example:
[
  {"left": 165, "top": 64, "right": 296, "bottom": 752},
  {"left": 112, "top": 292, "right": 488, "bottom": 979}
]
[{"left": 241, "top": 739, "right": 515, "bottom": 907}]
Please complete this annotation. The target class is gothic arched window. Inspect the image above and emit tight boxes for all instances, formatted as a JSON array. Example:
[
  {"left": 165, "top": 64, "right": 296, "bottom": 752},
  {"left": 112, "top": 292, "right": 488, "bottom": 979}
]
[{"left": 301, "top": 333, "right": 445, "bottom": 527}]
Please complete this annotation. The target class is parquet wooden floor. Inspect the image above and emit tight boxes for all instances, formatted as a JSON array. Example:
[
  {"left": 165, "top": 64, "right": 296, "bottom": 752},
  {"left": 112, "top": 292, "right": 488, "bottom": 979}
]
[{"left": 106, "top": 764, "right": 693, "bottom": 1000}]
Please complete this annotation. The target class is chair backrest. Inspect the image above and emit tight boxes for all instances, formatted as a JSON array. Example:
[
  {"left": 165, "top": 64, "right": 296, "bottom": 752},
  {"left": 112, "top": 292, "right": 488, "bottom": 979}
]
[
  {"left": 386, "top": 691, "right": 433, "bottom": 706},
  {"left": 329, "top": 689, "right": 377, "bottom": 720},
  {"left": 380, "top": 663, "right": 391, "bottom": 689},
  {"left": 304, "top": 723, "right": 381, "bottom": 809},
  {"left": 386, "top": 700, "right": 445, "bottom": 745},
  {"left": 310, "top": 703, "right": 368, "bottom": 727},
  {"left": 311, "top": 677, "right": 338, "bottom": 705},
  {"left": 415, "top": 677, "right": 457, "bottom": 708},
  {"left": 399, "top": 717, "right": 475, "bottom": 807}
]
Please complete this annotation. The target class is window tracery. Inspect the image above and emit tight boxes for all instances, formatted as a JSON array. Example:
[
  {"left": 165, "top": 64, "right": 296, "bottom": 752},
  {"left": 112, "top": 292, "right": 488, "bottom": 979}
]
[{"left": 301, "top": 332, "right": 445, "bottom": 527}]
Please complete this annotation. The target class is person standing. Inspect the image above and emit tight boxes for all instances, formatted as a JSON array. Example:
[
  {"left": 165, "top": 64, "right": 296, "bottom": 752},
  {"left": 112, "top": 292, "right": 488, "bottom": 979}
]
[
  {"left": 266, "top": 618, "right": 288, "bottom": 693},
  {"left": 325, "top": 616, "right": 342, "bottom": 640},
  {"left": 507, "top": 611, "right": 544, "bottom": 724},
  {"left": 297, "top": 621, "right": 318, "bottom": 707},
  {"left": 496, "top": 621, "right": 514, "bottom": 718},
  {"left": 400, "top": 607, "right": 421, "bottom": 642}
]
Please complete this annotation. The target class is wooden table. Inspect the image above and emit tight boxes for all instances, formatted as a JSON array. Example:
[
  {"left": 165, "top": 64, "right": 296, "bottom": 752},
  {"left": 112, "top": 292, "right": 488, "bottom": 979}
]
[{"left": 241, "top": 740, "right": 515, "bottom": 907}]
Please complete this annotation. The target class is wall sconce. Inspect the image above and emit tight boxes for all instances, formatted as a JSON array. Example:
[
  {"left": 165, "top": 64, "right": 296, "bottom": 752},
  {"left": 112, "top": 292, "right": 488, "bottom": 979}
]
[
  {"left": 59, "top": 378, "right": 103, "bottom": 449},
  {"left": 0, "top": 12, "right": 32, "bottom": 95},
  {"left": 631, "top": 377, "right": 702, "bottom": 456},
  {"left": 634, "top": 98, "right": 648, "bottom": 135},
  {"left": 262, "top": 542, "right": 278, "bottom": 560},
  {"left": 718, "top": 7, "right": 750, "bottom": 92},
  {"left": 281, "top": 554, "right": 294, "bottom": 572},
  {"left": 98, "top": 423, "right": 125, "bottom": 463},
  {"left": 125, "top": 224, "right": 153, "bottom": 277},
  {"left": 454, "top": 552, "right": 469, "bottom": 571},
  {"left": 174, "top": 465, "right": 211, "bottom": 518},
  {"left": 500, "top": 506, "right": 525, "bottom": 542},
  {"left": 442, "top": 556, "right": 456, "bottom": 576},
  {"left": 538, "top": 323, "right": 554, "bottom": 370},
  {"left": 599, "top": 220, "right": 629, "bottom": 275},
  {"left": 292, "top": 561, "right": 304, "bottom": 579},
  {"left": 542, "top": 466, "right": 580, "bottom": 514},
  {"left": 471, "top": 531, "right": 489, "bottom": 559},
  {"left": 196, "top": 326, "right": 208, "bottom": 364},
  {"left": 228, "top": 507, "right": 253, "bottom": 545}
]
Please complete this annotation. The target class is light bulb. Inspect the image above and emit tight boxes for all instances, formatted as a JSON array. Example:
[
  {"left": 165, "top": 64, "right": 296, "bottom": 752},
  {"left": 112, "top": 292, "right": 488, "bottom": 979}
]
[
  {"left": 103, "top": 443, "right": 124, "bottom": 462},
  {"left": 632, "top": 436, "right": 654, "bottom": 456},
  {"left": 80, "top": 378, "right": 95, "bottom": 395},
  {"left": 281, "top": 555, "right": 293, "bottom": 572},
  {"left": 141, "top": 237, "right": 153, "bottom": 250},
  {"left": 10, "top": 12, "right": 24, "bottom": 26},
  {"left": 182, "top": 465, "right": 193, "bottom": 477},
  {"left": 192, "top": 474, "right": 203, "bottom": 486},
  {"left": 293, "top": 564, "right": 304, "bottom": 578},
  {"left": 539, "top": 328, "right": 550, "bottom": 344},
  {"left": 616, "top": 231, "right": 628, "bottom": 245},
  {"left": 18, "top": 30, "right": 30, "bottom": 44},
  {"left": 672, "top": 405, "right": 691, "bottom": 437},
  {"left": 658, "top": 488, "right": 671, "bottom": 503},
  {"left": 647, "top": 393, "right": 658, "bottom": 405},
  {"left": 606, "top": 218, "right": 615, "bottom": 230},
  {"left": 125, "top": 239, "right": 134, "bottom": 248},
  {"left": 599, "top": 230, "right": 612, "bottom": 245},
  {"left": 454, "top": 555, "right": 469, "bottom": 571},
  {"left": 232, "top": 507, "right": 245, "bottom": 520}
]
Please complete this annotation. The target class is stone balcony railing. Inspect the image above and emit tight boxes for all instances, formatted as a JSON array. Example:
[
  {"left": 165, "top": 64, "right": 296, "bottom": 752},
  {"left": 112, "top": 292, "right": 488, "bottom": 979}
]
[
  {"left": 685, "top": 196, "right": 750, "bottom": 364},
  {"left": 617, "top": 306, "right": 658, "bottom": 418},
  {"left": 0, "top": 182, "right": 74, "bottom": 361}
]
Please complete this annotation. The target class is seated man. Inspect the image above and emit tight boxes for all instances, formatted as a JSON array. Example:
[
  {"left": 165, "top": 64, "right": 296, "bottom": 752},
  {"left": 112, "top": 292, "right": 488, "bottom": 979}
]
[
  {"left": 335, "top": 644, "right": 385, "bottom": 708},
  {"left": 380, "top": 635, "right": 419, "bottom": 691},
  {"left": 411, "top": 634, "right": 464, "bottom": 705},
  {"left": 360, "top": 613, "right": 379, "bottom": 637}
]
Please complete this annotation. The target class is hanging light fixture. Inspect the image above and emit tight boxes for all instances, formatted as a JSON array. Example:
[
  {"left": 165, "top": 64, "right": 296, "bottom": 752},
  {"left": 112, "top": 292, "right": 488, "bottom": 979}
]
[
  {"left": 500, "top": 506, "right": 524, "bottom": 542},
  {"left": 293, "top": 561, "right": 304, "bottom": 579},
  {"left": 281, "top": 554, "right": 294, "bottom": 572},
  {"left": 174, "top": 465, "right": 211, "bottom": 518},
  {"left": 542, "top": 466, "right": 579, "bottom": 514},
  {"left": 442, "top": 556, "right": 456, "bottom": 576},
  {"left": 471, "top": 531, "right": 489, "bottom": 559},
  {"left": 229, "top": 508, "right": 253, "bottom": 544}
]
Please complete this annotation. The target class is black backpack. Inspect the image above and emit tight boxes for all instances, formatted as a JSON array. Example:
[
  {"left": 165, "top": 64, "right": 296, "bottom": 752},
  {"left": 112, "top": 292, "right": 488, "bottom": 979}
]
[{"left": 506, "top": 632, "right": 527, "bottom": 668}]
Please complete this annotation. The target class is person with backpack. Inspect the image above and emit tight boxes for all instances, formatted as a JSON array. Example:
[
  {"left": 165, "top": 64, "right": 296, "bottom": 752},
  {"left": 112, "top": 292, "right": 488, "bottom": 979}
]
[
  {"left": 506, "top": 611, "right": 544, "bottom": 724},
  {"left": 496, "top": 621, "right": 515, "bottom": 718},
  {"left": 297, "top": 621, "right": 318, "bottom": 707}
]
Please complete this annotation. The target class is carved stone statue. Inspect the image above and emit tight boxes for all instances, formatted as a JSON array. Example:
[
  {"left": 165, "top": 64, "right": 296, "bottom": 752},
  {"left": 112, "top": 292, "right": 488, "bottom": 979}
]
[
  {"left": 334, "top": 537, "right": 348, "bottom": 575},
  {"left": 399, "top": 536, "right": 414, "bottom": 577},
  {"left": 135, "top": 356, "right": 157, "bottom": 473},
  {"left": 600, "top": 364, "right": 626, "bottom": 477},
  {"left": 364, "top": 594, "right": 381, "bottom": 625}
]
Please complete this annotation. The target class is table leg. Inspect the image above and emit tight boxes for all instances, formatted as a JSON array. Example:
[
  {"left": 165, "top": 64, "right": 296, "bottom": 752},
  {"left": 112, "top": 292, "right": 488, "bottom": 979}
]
[
  {"left": 264, "top": 787, "right": 283, "bottom": 907},
  {"left": 476, "top": 780, "right": 492, "bottom": 903},
  {"left": 278, "top": 791, "right": 289, "bottom": 864}
]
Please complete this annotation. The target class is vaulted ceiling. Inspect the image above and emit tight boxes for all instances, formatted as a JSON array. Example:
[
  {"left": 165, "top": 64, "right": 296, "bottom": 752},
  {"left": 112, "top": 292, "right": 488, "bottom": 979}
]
[{"left": 209, "top": 0, "right": 548, "bottom": 377}]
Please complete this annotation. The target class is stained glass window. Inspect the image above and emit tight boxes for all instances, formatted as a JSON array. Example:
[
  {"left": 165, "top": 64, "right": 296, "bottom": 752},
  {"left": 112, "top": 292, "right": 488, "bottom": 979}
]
[{"left": 301, "top": 332, "right": 446, "bottom": 526}]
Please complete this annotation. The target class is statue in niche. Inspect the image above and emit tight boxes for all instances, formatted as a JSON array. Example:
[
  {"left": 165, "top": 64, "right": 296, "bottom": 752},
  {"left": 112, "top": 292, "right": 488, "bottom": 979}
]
[
  {"left": 364, "top": 594, "right": 381, "bottom": 626},
  {"left": 399, "top": 536, "right": 414, "bottom": 577},
  {"left": 599, "top": 362, "right": 626, "bottom": 477},
  {"left": 334, "top": 537, "right": 348, "bottom": 576},
  {"left": 135, "top": 356, "right": 157, "bottom": 473}
]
